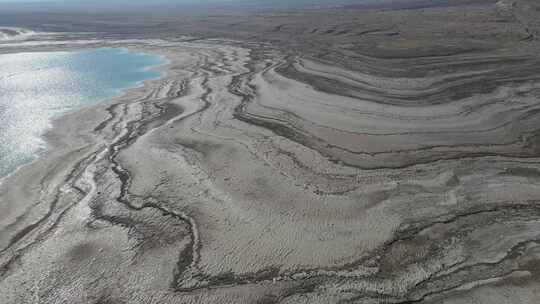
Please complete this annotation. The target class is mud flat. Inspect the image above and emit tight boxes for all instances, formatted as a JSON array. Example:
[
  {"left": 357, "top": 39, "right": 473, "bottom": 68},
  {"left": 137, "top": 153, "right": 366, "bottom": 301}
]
[{"left": 2, "top": 0, "right": 540, "bottom": 303}]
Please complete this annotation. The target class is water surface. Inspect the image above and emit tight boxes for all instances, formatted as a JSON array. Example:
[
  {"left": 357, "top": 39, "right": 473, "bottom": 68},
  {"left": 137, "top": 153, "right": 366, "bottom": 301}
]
[{"left": 0, "top": 48, "right": 165, "bottom": 177}]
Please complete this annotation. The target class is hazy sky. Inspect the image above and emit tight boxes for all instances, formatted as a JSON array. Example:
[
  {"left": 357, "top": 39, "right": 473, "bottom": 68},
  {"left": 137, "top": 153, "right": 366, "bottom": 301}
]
[
  {"left": 0, "top": 0, "right": 225, "bottom": 2},
  {"left": 1, "top": 0, "right": 247, "bottom": 1},
  {"left": 0, "top": 0, "right": 369, "bottom": 10},
  {"left": 0, "top": 0, "right": 239, "bottom": 6}
]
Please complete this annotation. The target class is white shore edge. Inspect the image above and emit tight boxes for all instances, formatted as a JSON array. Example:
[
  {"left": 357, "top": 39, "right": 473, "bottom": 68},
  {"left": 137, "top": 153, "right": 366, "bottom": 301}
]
[{"left": 0, "top": 45, "right": 172, "bottom": 188}]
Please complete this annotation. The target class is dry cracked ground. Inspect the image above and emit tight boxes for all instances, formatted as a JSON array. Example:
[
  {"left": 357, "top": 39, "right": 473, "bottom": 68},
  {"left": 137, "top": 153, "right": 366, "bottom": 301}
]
[{"left": 2, "top": 0, "right": 540, "bottom": 303}]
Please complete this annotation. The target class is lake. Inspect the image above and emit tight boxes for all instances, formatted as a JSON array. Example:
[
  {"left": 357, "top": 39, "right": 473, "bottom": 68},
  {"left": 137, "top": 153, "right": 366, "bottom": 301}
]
[{"left": 0, "top": 48, "right": 165, "bottom": 177}]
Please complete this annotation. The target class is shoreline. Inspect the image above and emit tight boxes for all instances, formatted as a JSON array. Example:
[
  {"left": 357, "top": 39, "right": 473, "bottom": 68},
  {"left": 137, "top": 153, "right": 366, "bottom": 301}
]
[
  {"left": 3, "top": 7, "right": 540, "bottom": 300},
  {"left": 0, "top": 46, "right": 170, "bottom": 187},
  {"left": 0, "top": 41, "right": 180, "bottom": 268}
]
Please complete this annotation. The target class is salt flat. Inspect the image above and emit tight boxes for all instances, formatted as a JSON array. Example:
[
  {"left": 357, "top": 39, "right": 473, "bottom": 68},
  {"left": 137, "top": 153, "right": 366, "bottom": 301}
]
[{"left": 1, "top": 0, "right": 540, "bottom": 303}]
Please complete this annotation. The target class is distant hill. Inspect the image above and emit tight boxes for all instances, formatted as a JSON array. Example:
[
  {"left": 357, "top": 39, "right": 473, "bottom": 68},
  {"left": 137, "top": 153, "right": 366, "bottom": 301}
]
[
  {"left": 343, "top": 0, "right": 499, "bottom": 10},
  {"left": 0, "top": 0, "right": 501, "bottom": 14}
]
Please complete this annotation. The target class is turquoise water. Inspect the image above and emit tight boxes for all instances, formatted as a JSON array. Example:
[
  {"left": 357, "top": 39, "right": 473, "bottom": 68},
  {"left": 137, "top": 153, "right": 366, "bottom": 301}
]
[{"left": 0, "top": 48, "right": 165, "bottom": 177}]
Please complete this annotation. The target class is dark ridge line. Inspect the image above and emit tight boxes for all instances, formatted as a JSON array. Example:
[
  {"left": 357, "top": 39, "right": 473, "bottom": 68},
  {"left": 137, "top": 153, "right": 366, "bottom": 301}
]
[
  {"left": 350, "top": 46, "right": 489, "bottom": 60},
  {"left": 390, "top": 239, "right": 540, "bottom": 304},
  {"left": 5, "top": 40, "right": 540, "bottom": 301},
  {"left": 156, "top": 43, "right": 540, "bottom": 291},
  {"left": 100, "top": 98, "right": 199, "bottom": 290},
  {"left": 0, "top": 149, "right": 101, "bottom": 280},
  {"left": 243, "top": 92, "right": 540, "bottom": 136},
  {"left": 291, "top": 56, "right": 537, "bottom": 99},
  {"left": 1, "top": 145, "right": 91, "bottom": 235},
  {"left": 308, "top": 52, "right": 534, "bottom": 81},
  {"left": 317, "top": 205, "right": 540, "bottom": 304},
  {"left": 236, "top": 105, "right": 540, "bottom": 171},
  {"left": 400, "top": 238, "right": 540, "bottom": 304},
  {"left": 90, "top": 57, "right": 219, "bottom": 292},
  {"left": 232, "top": 58, "right": 540, "bottom": 169},
  {"left": 94, "top": 103, "right": 120, "bottom": 133},
  {"left": 277, "top": 58, "right": 540, "bottom": 107},
  {"left": 0, "top": 149, "right": 100, "bottom": 255},
  {"left": 355, "top": 25, "right": 398, "bottom": 37},
  {"left": 170, "top": 199, "right": 540, "bottom": 293}
]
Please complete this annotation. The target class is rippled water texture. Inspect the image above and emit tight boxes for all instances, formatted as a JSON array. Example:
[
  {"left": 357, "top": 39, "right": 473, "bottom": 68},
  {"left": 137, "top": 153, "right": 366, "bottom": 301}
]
[{"left": 0, "top": 48, "right": 165, "bottom": 177}]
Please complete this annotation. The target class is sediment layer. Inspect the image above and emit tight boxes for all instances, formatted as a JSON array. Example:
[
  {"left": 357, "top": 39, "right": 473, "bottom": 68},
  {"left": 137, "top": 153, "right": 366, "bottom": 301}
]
[{"left": 2, "top": 1, "right": 540, "bottom": 303}]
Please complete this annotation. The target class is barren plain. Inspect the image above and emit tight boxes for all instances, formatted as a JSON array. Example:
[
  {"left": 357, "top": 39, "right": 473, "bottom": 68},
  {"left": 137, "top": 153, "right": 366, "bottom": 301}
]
[{"left": 2, "top": 0, "right": 540, "bottom": 303}]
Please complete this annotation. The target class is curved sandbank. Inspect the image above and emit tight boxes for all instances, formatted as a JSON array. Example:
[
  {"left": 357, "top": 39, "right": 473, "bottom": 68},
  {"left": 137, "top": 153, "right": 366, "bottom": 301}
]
[
  {"left": 2, "top": 4, "right": 540, "bottom": 301},
  {"left": 0, "top": 47, "right": 166, "bottom": 179}
]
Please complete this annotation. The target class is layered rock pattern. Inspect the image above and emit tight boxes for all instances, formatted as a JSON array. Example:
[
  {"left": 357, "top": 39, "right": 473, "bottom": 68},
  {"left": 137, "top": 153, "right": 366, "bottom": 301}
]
[{"left": 2, "top": 1, "right": 540, "bottom": 302}]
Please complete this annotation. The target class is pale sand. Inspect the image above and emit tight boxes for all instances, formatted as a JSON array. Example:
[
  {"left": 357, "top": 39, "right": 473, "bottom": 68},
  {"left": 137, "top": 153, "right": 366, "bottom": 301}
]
[{"left": 2, "top": 2, "right": 540, "bottom": 301}]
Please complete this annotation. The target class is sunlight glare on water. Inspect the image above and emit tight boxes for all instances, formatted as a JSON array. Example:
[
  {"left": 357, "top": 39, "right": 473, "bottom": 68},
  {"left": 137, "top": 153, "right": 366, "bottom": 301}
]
[{"left": 0, "top": 48, "right": 165, "bottom": 177}]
